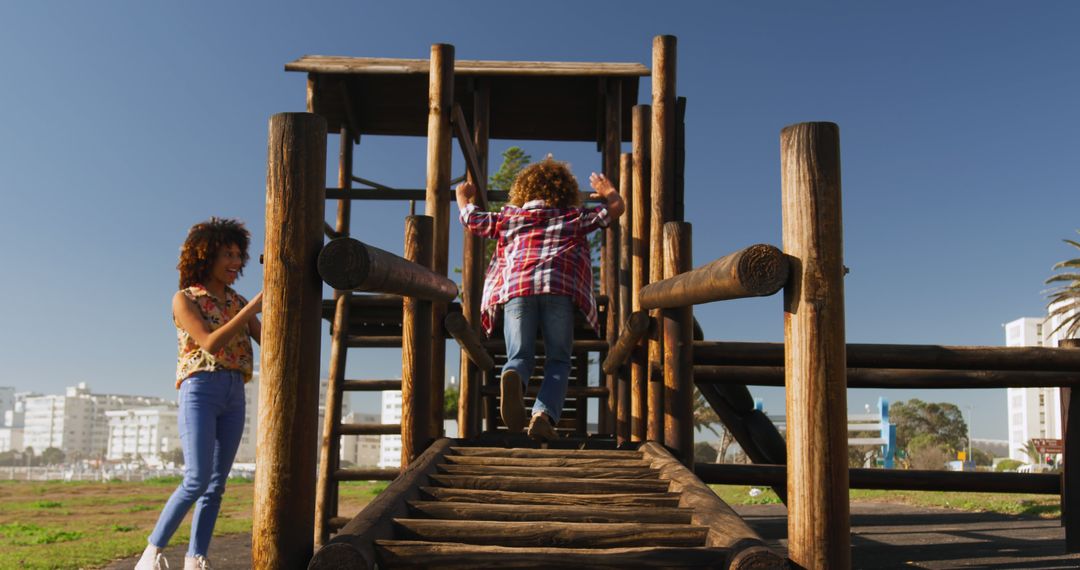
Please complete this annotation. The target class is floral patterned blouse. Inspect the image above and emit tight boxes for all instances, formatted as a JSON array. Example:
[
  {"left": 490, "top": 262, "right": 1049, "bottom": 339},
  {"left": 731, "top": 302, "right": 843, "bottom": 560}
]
[{"left": 174, "top": 284, "right": 254, "bottom": 388}]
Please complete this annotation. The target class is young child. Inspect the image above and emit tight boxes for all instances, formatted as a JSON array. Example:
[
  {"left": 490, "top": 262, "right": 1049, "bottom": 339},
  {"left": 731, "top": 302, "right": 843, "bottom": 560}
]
[{"left": 456, "top": 157, "right": 624, "bottom": 441}]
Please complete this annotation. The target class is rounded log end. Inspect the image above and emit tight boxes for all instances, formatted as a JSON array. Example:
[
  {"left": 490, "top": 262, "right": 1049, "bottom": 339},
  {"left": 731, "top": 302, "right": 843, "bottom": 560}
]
[
  {"left": 307, "top": 542, "right": 372, "bottom": 570},
  {"left": 318, "top": 238, "right": 370, "bottom": 291},
  {"left": 737, "top": 244, "right": 789, "bottom": 297},
  {"left": 729, "top": 545, "right": 787, "bottom": 570},
  {"left": 444, "top": 311, "right": 468, "bottom": 333}
]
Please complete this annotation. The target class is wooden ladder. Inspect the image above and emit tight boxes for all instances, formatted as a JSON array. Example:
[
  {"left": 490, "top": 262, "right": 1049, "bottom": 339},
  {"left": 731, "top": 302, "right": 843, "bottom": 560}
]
[{"left": 310, "top": 440, "right": 785, "bottom": 569}]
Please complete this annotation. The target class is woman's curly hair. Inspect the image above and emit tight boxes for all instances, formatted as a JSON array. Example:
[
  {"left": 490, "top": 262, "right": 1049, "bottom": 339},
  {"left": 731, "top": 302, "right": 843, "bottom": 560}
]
[
  {"left": 508, "top": 157, "right": 581, "bottom": 208},
  {"left": 177, "top": 217, "right": 251, "bottom": 289}
]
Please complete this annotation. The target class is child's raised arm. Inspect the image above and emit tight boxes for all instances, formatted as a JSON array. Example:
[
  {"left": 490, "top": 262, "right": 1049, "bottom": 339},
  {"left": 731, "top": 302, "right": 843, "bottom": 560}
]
[
  {"left": 456, "top": 181, "right": 500, "bottom": 238},
  {"left": 588, "top": 173, "right": 625, "bottom": 219}
]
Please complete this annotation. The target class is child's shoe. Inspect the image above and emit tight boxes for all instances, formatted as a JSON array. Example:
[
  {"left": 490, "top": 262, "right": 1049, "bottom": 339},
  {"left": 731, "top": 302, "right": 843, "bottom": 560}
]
[
  {"left": 184, "top": 555, "right": 211, "bottom": 570},
  {"left": 135, "top": 544, "right": 169, "bottom": 570},
  {"left": 500, "top": 369, "right": 526, "bottom": 432},
  {"left": 527, "top": 413, "right": 558, "bottom": 442}
]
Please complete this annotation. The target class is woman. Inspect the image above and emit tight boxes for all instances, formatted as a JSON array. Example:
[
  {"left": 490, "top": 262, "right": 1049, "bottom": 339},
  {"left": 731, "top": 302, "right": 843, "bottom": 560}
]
[{"left": 137, "top": 218, "right": 262, "bottom": 570}]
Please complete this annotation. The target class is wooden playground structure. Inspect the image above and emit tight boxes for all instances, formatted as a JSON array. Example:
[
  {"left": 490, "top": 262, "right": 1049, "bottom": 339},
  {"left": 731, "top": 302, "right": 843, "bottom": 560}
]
[{"left": 249, "top": 36, "right": 1080, "bottom": 569}]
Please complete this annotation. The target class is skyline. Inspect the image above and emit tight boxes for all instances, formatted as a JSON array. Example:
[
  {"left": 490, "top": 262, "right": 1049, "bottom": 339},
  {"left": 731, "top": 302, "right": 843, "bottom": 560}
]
[{"left": 2, "top": 2, "right": 1079, "bottom": 440}]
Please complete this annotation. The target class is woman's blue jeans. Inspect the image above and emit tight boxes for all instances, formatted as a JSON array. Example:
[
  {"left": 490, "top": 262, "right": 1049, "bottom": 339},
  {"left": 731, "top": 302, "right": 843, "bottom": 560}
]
[
  {"left": 148, "top": 369, "right": 246, "bottom": 558},
  {"left": 502, "top": 295, "right": 575, "bottom": 423}
]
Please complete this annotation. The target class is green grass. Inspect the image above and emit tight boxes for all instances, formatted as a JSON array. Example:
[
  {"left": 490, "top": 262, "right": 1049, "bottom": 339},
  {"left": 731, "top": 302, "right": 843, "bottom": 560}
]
[
  {"left": 0, "top": 478, "right": 384, "bottom": 569},
  {"left": 712, "top": 484, "right": 1062, "bottom": 518}
]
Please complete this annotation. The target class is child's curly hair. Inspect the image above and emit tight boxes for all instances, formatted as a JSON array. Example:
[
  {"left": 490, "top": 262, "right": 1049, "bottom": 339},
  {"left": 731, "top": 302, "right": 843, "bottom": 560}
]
[
  {"left": 508, "top": 157, "right": 581, "bottom": 208},
  {"left": 177, "top": 217, "right": 251, "bottom": 289}
]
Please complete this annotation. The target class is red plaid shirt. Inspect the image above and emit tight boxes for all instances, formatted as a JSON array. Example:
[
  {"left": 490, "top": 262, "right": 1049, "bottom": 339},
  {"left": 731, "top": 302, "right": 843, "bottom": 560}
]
[{"left": 460, "top": 200, "right": 610, "bottom": 336}]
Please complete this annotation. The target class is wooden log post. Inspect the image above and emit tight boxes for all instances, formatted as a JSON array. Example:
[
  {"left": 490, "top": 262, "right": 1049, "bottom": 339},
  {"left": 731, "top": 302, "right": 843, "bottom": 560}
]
[
  {"left": 460, "top": 81, "right": 489, "bottom": 439},
  {"left": 254, "top": 112, "right": 326, "bottom": 569},
  {"left": 602, "top": 311, "right": 652, "bottom": 375},
  {"left": 402, "top": 216, "right": 434, "bottom": 468},
  {"left": 630, "top": 104, "right": 650, "bottom": 443},
  {"left": 426, "top": 43, "right": 454, "bottom": 441},
  {"left": 617, "top": 152, "right": 633, "bottom": 437},
  {"left": 601, "top": 77, "right": 623, "bottom": 436},
  {"left": 1061, "top": 338, "right": 1080, "bottom": 552},
  {"left": 649, "top": 34, "right": 677, "bottom": 443},
  {"left": 314, "top": 125, "right": 354, "bottom": 548},
  {"left": 445, "top": 312, "right": 495, "bottom": 371},
  {"left": 317, "top": 238, "right": 458, "bottom": 302},
  {"left": 781, "top": 121, "right": 850, "bottom": 569},
  {"left": 662, "top": 223, "right": 694, "bottom": 465},
  {"left": 638, "top": 244, "right": 789, "bottom": 310}
]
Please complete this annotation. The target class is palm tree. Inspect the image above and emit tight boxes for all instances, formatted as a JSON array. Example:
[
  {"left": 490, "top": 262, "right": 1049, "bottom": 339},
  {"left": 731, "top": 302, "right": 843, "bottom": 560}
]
[
  {"left": 1046, "top": 231, "right": 1080, "bottom": 338},
  {"left": 1022, "top": 439, "right": 1044, "bottom": 465}
]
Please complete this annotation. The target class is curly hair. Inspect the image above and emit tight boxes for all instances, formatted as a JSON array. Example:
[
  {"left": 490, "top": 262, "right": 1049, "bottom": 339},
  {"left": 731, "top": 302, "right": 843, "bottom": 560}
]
[
  {"left": 508, "top": 158, "right": 581, "bottom": 208},
  {"left": 177, "top": 217, "right": 251, "bottom": 289}
]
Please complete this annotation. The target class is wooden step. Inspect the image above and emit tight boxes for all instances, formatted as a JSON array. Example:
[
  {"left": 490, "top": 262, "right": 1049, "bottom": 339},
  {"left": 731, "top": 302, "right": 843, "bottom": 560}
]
[
  {"left": 436, "top": 464, "right": 658, "bottom": 479},
  {"left": 391, "top": 519, "right": 708, "bottom": 548},
  {"left": 418, "top": 487, "right": 682, "bottom": 507},
  {"left": 428, "top": 474, "right": 670, "bottom": 494},
  {"left": 449, "top": 447, "right": 641, "bottom": 459},
  {"left": 442, "top": 455, "right": 649, "bottom": 468},
  {"left": 407, "top": 500, "right": 692, "bottom": 524},
  {"left": 374, "top": 541, "right": 734, "bottom": 568}
]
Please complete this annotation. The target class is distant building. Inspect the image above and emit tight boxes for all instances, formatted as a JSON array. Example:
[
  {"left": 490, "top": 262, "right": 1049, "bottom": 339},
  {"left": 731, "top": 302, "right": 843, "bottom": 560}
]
[
  {"left": 105, "top": 405, "right": 180, "bottom": 466},
  {"left": 0, "top": 387, "right": 14, "bottom": 418},
  {"left": 22, "top": 383, "right": 169, "bottom": 458},
  {"left": 341, "top": 412, "right": 380, "bottom": 467},
  {"left": 379, "top": 391, "right": 403, "bottom": 469},
  {"left": 1004, "top": 302, "right": 1077, "bottom": 462}
]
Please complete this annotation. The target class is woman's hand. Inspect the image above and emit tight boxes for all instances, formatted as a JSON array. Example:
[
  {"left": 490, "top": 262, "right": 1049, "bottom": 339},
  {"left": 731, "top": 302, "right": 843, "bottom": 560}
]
[{"left": 247, "top": 291, "right": 263, "bottom": 315}]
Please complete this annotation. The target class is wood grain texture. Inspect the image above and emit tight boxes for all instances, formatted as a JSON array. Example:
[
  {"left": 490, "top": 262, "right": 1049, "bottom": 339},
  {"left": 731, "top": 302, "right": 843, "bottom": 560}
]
[
  {"left": 436, "top": 464, "right": 659, "bottom": 479},
  {"left": 406, "top": 500, "right": 692, "bottom": 524},
  {"left": 401, "top": 216, "right": 434, "bottom": 467},
  {"left": 391, "top": 519, "right": 707, "bottom": 548},
  {"left": 428, "top": 474, "right": 670, "bottom": 494},
  {"left": 374, "top": 541, "right": 733, "bottom": 569},
  {"left": 417, "top": 486, "right": 682, "bottom": 507},
  {"left": 602, "top": 311, "right": 652, "bottom": 375},
  {"left": 630, "top": 104, "right": 651, "bottom": 443},
  {"left": 781, "top": 121, "right": 850, "bottom": 569},
  {"left": 317, "top": 237, "right": 458, "bottom": 301},
  {"left": 662, "top": 223, "right": 694, "bottom": 465},
  {"left": 695, "top": 365, "right": 1080, "bottom": 388},
  {"left": 254, "top": 112, "right": 326, "bottom": 569},
  {"left": 445, "top": 312, "right": 495, "bottom": 371},
  {"left": 639, "top": 244, "right": 788, "bottom": 310}
]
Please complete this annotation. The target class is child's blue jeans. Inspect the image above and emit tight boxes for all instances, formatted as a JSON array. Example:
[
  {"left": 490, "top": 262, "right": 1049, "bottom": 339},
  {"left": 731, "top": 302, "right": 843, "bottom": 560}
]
[
  {"left": 148, "top": 369, "right": 246, "bottom": 558},
  {"left": 502, "top": 294, "right": 575, "bottom": 423}
]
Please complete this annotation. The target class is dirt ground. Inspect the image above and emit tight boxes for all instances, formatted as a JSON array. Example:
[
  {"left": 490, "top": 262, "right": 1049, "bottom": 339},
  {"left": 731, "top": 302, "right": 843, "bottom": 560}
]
[{"left": 102, "top": 501, "right": 1080, "bottom": 569}]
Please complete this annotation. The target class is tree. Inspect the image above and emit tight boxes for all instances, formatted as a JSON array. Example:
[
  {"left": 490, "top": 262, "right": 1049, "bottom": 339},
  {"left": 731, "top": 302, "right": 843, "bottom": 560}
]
[
  {"left": 443, "top": 386, "right": 460, "bottom": 420},
  {"left": 163, "top": 448, "right": 185, "bottom": 467},
  {"left": 1021, "top": 439, "right": 1044, "bottom": 465},
  {"left": 40, "top": 447, "right": 65, "bottom": 466},
  {"left": 906, "top": 435, "right": 952, "bottom": 470},
  {"left": 694, "top": 441, "right": 718, "bottom": 463},
  {"left": 489, "top": 147, "right": 531, "bottom": 196},
  {"left": 1046, "top": 230, "right": 1080, "bottom": 338},
  {"left": 889, "top": 399, "right": 968, "bottom": 454}
]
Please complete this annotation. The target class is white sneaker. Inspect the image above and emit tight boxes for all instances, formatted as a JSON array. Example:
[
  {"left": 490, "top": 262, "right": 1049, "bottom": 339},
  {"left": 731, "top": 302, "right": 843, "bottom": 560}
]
[
  {"left": 135, "top": 544, "right": 169, "bottom": 570},
  {"left": 184, "top": 555, "right": 211, "bottom": 570}
]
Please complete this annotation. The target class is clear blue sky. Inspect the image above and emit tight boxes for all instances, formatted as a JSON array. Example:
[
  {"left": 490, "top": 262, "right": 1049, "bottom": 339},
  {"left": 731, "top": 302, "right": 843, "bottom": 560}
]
[{"left": 2, "top": 2, "right": 1077, "bottom": 440}]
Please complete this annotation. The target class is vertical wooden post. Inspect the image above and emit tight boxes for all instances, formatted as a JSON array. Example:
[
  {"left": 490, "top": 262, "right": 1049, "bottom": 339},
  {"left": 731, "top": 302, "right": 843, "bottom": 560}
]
[
  {"left": 1061, "top": 338, "right": 1080, "bottom": 552},
  {"left": 616, "top": 152, "right": 633, "bottom": 439},
  {"left": 630, "top": 104, "right": 651, "bottom": 443},
  {"left": 254, "top": 112, "right": 326, "bottom": 569},
  {"left": 648, "top": 35, "right": 677, "bottom": 443},
  {"left": 781, "top": 121, "right": 850, "bottom": 569},
  {"left": 601, "top": 77, "right": 622, "bottom": 436},
  {"left": 314, "top": 125, "right": 353, "bottom": 547},
  {"left": 402, "top": 216, "right": 434, "bottom": 467},
  {"left": 459, "top": 82, "right": 489, "bottom": 439},
  {"left": 662, "top": 222, "right": 693, "bottom": 465},
  {"left": 426, "top": 44, "right": 454, "bottom": 440}
]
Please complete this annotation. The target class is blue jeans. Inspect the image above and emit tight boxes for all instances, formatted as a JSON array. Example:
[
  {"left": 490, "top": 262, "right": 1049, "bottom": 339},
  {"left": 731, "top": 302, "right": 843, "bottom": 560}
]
[
  {"left": 502, "top": 295, "right": 575, "bottom": 423},
  {"left": 148, "top": 369, "right": 246, "bottom": 558}
]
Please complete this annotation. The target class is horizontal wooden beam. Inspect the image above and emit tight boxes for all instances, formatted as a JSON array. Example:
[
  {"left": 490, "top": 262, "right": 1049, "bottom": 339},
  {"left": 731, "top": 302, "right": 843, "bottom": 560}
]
[
  {"left": 418, "top": 486, "right": 681, "bottom": 507},
  {"left": 639, "top": 244, "right": 788, "bottom": 310},
  {"left": 695, "top": 340, "right": 1080, "bottom": 371},
  {"left": 449, "top": 446, "right": 641, "bottom": 459},
  {"left": 406, "top": 500, "right": 691, "bottom": 524},
  {"left": 318, "top": 237, "right": 459, "bottom": 301},
  {"left": 445, "top": 312, "right": 495, "bottom": 370},
  {"left": 482, "top": 338, "right": 609, "bottom": 353},
  {"left": 390, "top": 518, "right": 707, "bottom": 548},
  {"left": 601, "top": 311, "right": 652, "bottom": 374},
  {"left": 694, "top": 463, "right": 1062, "bottom": 494},
  {"left": 695, "top": 365, "right": 1080, "bottom": 389},
  {"left": 333, "top": 467, "right": 402, "bottom": 481},
  {"left": 429, "top": 474, "right": 671, "bottom": 494},
  {"left": 479, "top": 384, "right": 609, "bottom": 399},
  {"left": 342, "top": 379, "right": 403, "bottom": 392},
  {"left": 374, "top": 541, "right": 734, "bottom": 569},
  {"left": 326, "top": 187, "right": 606, "bottom": 204},
  {"left": 339, "top": 423, "right": 401, "bottom": 436}
]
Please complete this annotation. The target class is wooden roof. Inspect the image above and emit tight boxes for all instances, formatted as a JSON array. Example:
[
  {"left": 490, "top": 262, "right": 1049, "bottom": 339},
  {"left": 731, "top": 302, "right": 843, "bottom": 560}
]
[{"left": 286, "top": 56, "right": 649, "bottom": 142}]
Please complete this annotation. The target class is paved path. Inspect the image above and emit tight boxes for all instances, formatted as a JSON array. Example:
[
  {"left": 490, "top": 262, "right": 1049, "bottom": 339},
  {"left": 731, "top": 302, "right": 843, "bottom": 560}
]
[{"left": 103, "top": 502, "right": 1080, "bottom": 569}]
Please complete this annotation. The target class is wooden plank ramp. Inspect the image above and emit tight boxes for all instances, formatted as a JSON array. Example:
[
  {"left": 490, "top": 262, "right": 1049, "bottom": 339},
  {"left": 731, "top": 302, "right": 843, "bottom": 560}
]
[{"left": 308, "top": 438, "right": 786, "bottom": 569}]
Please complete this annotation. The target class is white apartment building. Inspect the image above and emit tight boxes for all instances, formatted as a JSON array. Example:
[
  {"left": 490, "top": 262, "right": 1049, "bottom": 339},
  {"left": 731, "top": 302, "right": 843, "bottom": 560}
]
[
  {"left": 1004, "top": 304, "right": 1076, "bottom": 462},
  {"left": 232, "top": 372, "right": 349, "bottom": 463},
  {"left": 22, "top": 383, "right": 169, "bottom": 458},
  {"left": 341, "top": 412, "right": 381, "bottom": 467},
  {"left": 379, "top": 390, "right": 403, "bottom": 469},
  {"left": 0, "top": 387, "right": 14, "bottom": 418},
  {"left": 105, "top": 406, "right": 180, "bottom": 466}
]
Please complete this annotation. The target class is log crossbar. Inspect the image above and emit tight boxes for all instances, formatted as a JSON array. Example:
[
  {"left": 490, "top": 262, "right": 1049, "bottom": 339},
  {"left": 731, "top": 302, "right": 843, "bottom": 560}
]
[
  {"left": 638, "top": 244, "right": 788, "bottom": 310},
  {"left": 695, "top": 341, "right": 1080, "bottom": 371},
  {"left": 695, "top": 365, "right": 1080, "bottom": 389},
  {"left": 317, "top": 237, "right": 459, "bottom": 302},
  {"left": 445, "top": 312, "right": 495, "bottom": 371},
  {"left": 601, "top": 311, "right": 652, "bottom": 374}
]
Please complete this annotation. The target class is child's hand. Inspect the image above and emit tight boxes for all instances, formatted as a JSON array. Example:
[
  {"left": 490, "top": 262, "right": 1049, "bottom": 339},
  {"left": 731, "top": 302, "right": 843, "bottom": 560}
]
[
  {"left": 456, "top": 181, "right": 476, "bottom": 202},
  {"left": 588, "top": 172, "right": 617, "bottom": 200}
]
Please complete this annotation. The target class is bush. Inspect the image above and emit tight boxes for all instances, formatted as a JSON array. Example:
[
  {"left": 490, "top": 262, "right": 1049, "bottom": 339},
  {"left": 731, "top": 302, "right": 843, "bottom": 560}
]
[{"left": 995, "top": 459, "right": 1023, "bottom": 472}]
